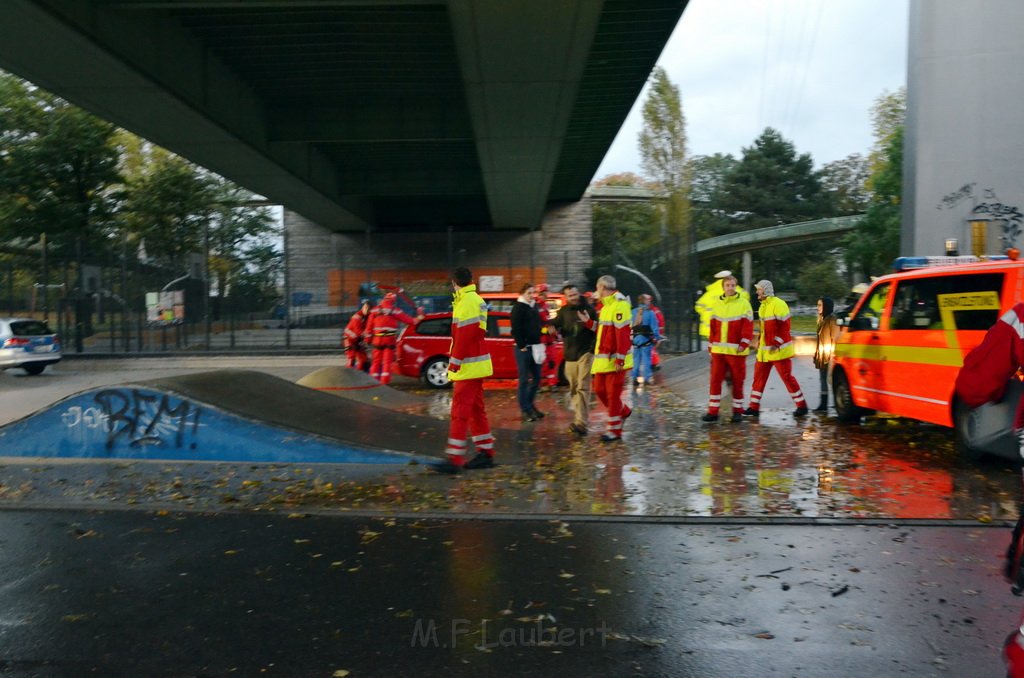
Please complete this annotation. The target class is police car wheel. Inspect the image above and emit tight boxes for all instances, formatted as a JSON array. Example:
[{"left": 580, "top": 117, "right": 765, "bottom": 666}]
[
  {"left": 422, "top": 357, "right": 451, "bottom": 389},
  {"left": 22, "top": 363, "right": 45, "bottom": 376}
]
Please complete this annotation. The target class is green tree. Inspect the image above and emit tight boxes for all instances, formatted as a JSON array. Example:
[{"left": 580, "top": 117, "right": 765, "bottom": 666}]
[
  {"left": 866, "top": 87, "right": 906, "bottom": 187},
  {"left": 0, "top": 71, "right": 121, "bottom": 258},
  {"left": 687, "top": 153, "right": 738, "bottom": 239},
  {"left": 589, "top": 172, "right": 662, "bottom": 282},
  {"left": 714, "top": 128, "right": 830, "bottom": 288},
  {"left": 796, "top": 258, "right": 848, "bottom": 304},
  {"left": 846, "top": 128, "right": 903, "bottom": 279},
  {"left": 121, "top": 152, "right": 219, "bottom": 269},
  {"left": 818, "top": 153, "right": 870, "bottom": 216},
  {"left": 843, "top": 88, "right": 906, "bottom": 280},
  {"left": 717, "top": 127, "right": 827, "bottom": 231}
]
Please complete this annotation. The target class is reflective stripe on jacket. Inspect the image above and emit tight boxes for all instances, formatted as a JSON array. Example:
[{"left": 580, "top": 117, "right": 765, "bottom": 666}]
[
  {"left": 709, "top": 294, "right": 753, "bottom": 356},
  {"left": 591, "top": 292, "right": 634, "bottom": 374},
  {"left": 756, "top": 296, "right": 795, "bottom": 362},
  {"left": 696, "top": 281, "right": 749, "bottom": 338},
  {"left": 448, "top": 284, "right": 493, "bottom": 381}
]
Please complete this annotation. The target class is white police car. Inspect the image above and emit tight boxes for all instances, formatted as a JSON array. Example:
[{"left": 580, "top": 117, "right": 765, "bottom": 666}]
[{"left": 0, "top": 318, "right": 62, "bottom": 375}]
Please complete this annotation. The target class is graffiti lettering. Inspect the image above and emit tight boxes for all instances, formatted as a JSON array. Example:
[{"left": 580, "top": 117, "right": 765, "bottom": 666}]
[
  {"left": 937, "top": 183, "right": 975, "bottom": 210},
  {"left": 61, "top": 406, "right": 109, "bottom": 430},
  {"left": 972, "top": 189, "right": 1022, "bottom": 250},
  {"left": 92, "top": 389, "right": 202, "bottom": 451}
]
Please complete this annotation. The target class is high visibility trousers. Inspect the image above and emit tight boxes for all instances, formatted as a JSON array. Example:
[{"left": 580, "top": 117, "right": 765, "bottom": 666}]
[
  {"left": 446, "top": 378, "right": 493, "bottom": 463},
  {"left": 370, "top": 345, "right": 396, "bottom": 384},
  {"left": 345, "top": 347, "right": 369, "bottom": 372},
  {"left": 593, "top": 370, "right": 630, "bottom": 437},
  {"left": 708, "top": 353, "right": 747, "bottom": 415},
  {"left": 748, "top": 358, "right": 807, "bottom": 411}
]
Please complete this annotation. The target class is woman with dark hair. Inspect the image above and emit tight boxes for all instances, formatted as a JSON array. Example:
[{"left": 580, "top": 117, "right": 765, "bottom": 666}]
[{"left": 813, "top": 296, "right": 841, "bottom": 413}]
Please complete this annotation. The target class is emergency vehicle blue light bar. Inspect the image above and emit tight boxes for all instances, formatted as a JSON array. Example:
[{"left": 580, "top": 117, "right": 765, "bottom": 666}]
[{"left": 893, "top": 255, "right": 1008, "bottom": 272}]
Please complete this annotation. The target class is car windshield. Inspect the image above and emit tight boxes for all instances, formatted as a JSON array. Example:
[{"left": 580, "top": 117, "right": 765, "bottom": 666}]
[{"left": 10, "top": 321, "right": 53, "bottom": 336}]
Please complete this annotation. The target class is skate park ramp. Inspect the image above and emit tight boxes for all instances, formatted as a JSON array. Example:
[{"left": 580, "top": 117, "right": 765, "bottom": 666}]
[
  {"left": 296, "top": 366, "right": 425, "bottom": 411},
  {"left": 0, "top": 370, "right": 444, "bottom": 465}
]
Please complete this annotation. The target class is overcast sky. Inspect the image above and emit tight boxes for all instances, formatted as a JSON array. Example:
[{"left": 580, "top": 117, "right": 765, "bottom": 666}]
[{"left": 594, "top": 0, "right": 909, "bottom": 179}]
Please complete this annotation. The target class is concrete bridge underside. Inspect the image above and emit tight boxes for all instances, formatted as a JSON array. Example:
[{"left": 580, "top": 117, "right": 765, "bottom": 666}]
[{"left": 0, "top": 0, "right": 686, "bottom": 234}]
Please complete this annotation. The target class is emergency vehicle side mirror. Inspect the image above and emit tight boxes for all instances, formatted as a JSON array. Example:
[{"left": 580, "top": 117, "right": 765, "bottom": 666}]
[
  {"left": 847, "top": 315, "right": 872, "bottom": 331},
  {"left": 835, "top": 310, "right": 849, "bottom": 327}
]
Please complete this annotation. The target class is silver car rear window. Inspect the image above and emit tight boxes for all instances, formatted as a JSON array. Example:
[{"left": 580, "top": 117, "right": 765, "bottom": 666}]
[{"left": 9, "top": 321, "right": 53, "bottom": 336}]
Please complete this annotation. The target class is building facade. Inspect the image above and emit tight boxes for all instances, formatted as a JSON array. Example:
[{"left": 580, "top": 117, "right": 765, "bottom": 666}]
[{"left": 904, "top": 0, "right": 1024, "bottom": 257}]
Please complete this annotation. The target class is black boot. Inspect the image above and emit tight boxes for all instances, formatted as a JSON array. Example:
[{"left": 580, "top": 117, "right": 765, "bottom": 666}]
[{"left": 813, "top": 395, "right": 828, "bottom": 413}]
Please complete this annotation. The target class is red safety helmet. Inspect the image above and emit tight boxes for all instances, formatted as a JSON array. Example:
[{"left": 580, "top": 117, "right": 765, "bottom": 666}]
[
  {"left": 536, "top": 283, "right": 549, "bottom": 294},
  {"left": 381, "top": 292, "right": 396, "bottom": 309}
]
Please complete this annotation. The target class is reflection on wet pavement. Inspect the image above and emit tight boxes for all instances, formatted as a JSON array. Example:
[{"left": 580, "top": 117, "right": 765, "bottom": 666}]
[
  {"left": 0, "top": 373, "right": 1017, "bottom": 521},
  {"left": 372, "top": 379, "right": 1018, "bottom": 521}
]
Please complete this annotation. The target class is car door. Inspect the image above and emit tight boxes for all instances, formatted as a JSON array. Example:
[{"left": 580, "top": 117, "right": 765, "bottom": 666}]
[
  {"left": 486, "top": 313, "right": 516, "bottom": 378},
  {"left": 839, "top": 282, "right": 892, "bottom": 411}
]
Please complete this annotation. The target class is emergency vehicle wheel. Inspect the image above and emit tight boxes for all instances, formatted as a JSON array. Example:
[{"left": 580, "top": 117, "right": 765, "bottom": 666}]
[
  {"left": 832, "top": 369, "right": 863, "bottom": 423},
  {"left": 952, "top": 398, "right": 984, "bottom": 461},
  {"left": 422, "top": 357, "right": 451, "bottom": 389}
]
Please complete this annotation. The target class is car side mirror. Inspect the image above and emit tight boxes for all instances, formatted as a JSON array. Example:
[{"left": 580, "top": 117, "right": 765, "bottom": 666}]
[
  {"left": 847, "top": 315, "right": 872, "bottom": 331},
  {"left": 835, "top": 310, "right": 849, "bottom": 327}
]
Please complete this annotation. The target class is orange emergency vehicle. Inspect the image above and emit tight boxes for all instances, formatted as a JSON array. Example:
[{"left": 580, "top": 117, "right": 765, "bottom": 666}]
[{"left": 831, "top": 254, "right": 1024, "bottom": 457}]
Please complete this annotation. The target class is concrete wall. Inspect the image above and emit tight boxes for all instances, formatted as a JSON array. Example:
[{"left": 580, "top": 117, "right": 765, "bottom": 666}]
[
  {"left": 284, "top": 195, "right": 592, "bottom": 312},
  {"left": 904, "top": 0, "right": 1024, "bottom": 257}
]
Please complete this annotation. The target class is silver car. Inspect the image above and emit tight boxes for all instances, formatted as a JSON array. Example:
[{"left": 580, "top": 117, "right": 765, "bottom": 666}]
[{"left": 0, "top": 318, "right": 62, "bottom": 375}]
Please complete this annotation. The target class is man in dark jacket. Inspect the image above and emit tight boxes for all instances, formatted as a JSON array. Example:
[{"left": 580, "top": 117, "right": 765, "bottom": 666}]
[
  {"left": 553, "top": 284, "right": 598, "bottom": 435},
  {"left": 511, "top": 283, "right": 544, "bottom": 421}
]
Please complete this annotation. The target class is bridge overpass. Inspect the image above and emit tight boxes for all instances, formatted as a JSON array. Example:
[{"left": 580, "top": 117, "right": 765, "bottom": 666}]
[
  {"left": 697, "top": 215, "right": 862, "bottom": 290},
  {"left": 0, "top": 0, "right": 687, "bottom": 235}
]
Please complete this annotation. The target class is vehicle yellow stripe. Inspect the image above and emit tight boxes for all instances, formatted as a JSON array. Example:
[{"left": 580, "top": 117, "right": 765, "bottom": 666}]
[{"left": 834, "top": 343, "right": 964, "bottom": 367}]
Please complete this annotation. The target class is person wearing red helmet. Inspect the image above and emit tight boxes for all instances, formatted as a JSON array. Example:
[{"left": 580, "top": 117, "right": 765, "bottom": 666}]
[
  {"left": 342, "top": 299, "right": 371, "bottom": 372},
  {"left": 365, "top": 292, "right": 421, "bottom": 384}
]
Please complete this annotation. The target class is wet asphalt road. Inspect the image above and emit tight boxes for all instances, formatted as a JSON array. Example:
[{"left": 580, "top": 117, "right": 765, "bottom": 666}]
[
  {"left": 0, "top": 355, "right": 1023, "bottom": 676},
  {"left": 0, "top": 509, "right": 1015, "bottom": 677}
]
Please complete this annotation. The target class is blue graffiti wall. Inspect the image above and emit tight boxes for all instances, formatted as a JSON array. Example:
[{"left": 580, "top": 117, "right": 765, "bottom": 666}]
[{"left": 0, "top": 387, "right": 434, "bottom": 465}]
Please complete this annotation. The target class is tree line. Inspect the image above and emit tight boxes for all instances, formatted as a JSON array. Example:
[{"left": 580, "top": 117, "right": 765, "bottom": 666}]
[
  {"left": 0, "top": 71, "right": 281, "bottom": 314},
  {"left": 592, "top": 66, "right": 905, "bottom": 305}
]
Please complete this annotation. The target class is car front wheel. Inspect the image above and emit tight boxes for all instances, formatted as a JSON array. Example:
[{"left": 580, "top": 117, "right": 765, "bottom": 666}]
[
  {"left": 22, "top": 363, "right": 46, "bottom": 376},
  {"left": 422, "top": 357, "right": 451, "bottom": 389},
  {"left": 952, "top": 397, "right": 984, "bottom": 462},
  {"left": 832, "top": 369, "right": 863, "bottom": 423}
]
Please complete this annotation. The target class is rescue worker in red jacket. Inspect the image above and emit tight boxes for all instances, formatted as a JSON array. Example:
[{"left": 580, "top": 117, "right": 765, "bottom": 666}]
[
  {"left": 365, "top": 292, "right": 420, "bottom": 384},
  {"left": 744, "top": 279, "right": 809, "bottom": 417},
  {"left": 342, "top": 299, "right": 371, "bottom": 372},
  {"left": 435, "top": 267, "right": 495, "bottom": 474},
  {"left": 587, "top": 274, "right": 633, "bottom": 442},
  {"left": 702, "top": 275, "right": 753, "bottom": 423},
  {"left": 955, "top": 303, "right": 1024, "bottom": 675},
  {"left": 955, "top": 302, "right": 1024, "bottom": 457},
  {"left": 536, "top": 283, "right": 559, "bottom": 387}
]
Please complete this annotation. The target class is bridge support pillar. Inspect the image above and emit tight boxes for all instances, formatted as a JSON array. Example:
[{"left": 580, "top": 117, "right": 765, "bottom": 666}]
[{"left": 742, "top": 250, "right": 752, "bottom": 293}]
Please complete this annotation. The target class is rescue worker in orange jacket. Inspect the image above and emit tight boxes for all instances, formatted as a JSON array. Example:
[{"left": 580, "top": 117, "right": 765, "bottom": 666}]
[
  {"left": 365, "top": 292, "right": 420, "bottom": 384},
  {"left": 744, "top": 280, "right": 809, "bottom": 417},
  {"left": 342, "top": 299, "right": 371, "bottom": 372},
  {"left": 435, "top": 267, "right": 495, "bottom": 474},
  {"left": 587, "top": 274, "right": 633, "bottom": 442},
  {"left": 702, "top": 275, "right": 753, "bottom": 423}
]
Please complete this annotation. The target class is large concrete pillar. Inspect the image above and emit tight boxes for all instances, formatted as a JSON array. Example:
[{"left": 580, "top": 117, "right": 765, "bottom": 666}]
[{"left": 905, "top": 0, "right": 1024, "bottom": 256}]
